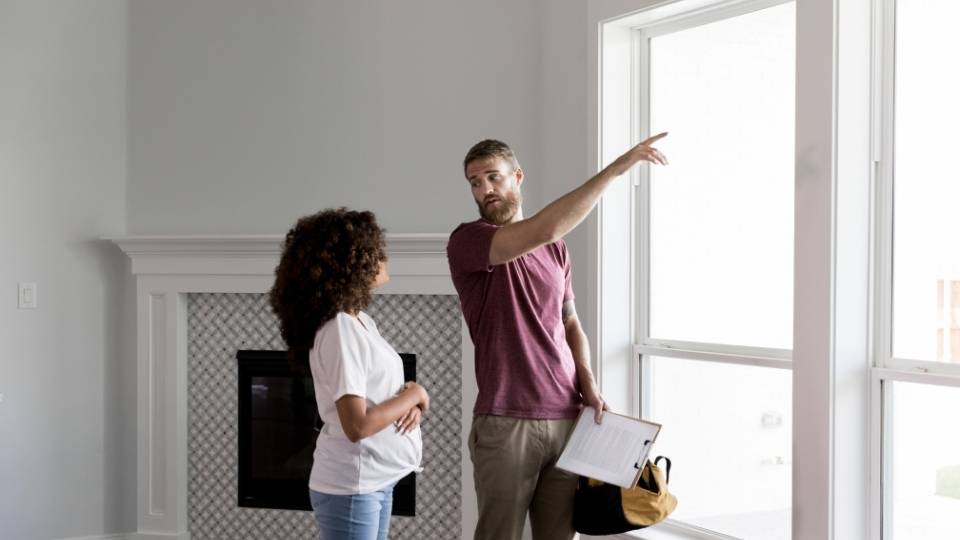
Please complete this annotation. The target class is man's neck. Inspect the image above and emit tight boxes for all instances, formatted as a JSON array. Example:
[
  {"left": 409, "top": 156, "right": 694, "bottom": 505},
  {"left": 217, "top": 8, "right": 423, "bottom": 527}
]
[{"left": 480, "top": 207, "right": 525, "bottom": 226}]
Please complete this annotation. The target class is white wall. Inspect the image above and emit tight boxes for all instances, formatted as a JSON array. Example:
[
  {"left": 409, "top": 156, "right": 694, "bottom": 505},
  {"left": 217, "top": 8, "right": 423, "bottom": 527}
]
[
  {"left": 127, "top": 0, "right": 547, "bottom": 236},
  {"left": 126, "top": 3, "right": 599, "bottom": 538},
  {"left": 0, "top": 1, "right": 135, "bottom": 539},
  {"left": 0, "top": 1, "right": 598, "bottom": 538},
  {"left": 125, "top": 1, "right": 590, "bottom": 538}
]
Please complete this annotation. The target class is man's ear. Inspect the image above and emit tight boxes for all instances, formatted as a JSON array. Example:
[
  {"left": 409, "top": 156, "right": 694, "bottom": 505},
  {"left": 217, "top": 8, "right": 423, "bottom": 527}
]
[{"left": 514, "top": 167, "right": 524, "bottom": 186}]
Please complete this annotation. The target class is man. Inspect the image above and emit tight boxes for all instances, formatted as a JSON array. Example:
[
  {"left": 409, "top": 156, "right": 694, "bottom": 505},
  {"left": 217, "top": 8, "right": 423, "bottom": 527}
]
[{"left": 446, "top": 134, "right": 668, "bottom": 540}]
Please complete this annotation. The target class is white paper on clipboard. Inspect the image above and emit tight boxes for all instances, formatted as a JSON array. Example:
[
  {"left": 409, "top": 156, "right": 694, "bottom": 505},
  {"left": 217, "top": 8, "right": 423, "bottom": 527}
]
[{"left": 555, "top": 407, "right": 662, "bottom": 488}]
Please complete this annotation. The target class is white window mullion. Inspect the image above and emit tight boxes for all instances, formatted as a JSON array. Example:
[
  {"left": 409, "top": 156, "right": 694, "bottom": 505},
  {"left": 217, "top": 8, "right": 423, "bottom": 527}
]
[
  {"left": 630, "top": 27, "right": 651, "bottom": 420},
  {"left": 793, "top": 0, "right": 837, "bottom": 537},
  {"left": 878, "top": 374, "right": 893, "bottom": 540},
  {"left": 632, "top": 26, "right": 653, "bottom": 420},
  {"left": 870, "top": 0, "right": 896, "bottom": 537},
  {"left": 872, "top": 0, "right": 896, "bottom": 371},
  {"left": 834, "top": 0, "right": 875, "bottom": 535}
]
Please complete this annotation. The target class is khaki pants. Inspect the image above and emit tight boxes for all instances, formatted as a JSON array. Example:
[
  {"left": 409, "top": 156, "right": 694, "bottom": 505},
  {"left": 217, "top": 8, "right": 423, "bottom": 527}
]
[{"left": 468, "top": 415, "right": 578, "bottom": 540}]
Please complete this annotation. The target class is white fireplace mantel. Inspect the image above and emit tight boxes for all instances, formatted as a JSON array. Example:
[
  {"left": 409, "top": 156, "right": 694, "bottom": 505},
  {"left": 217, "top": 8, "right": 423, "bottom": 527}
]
[
  {"left": 110, "top": 234, "right": 457, "bottom": 540},
  {"left": 111, "top": 234, "right": 453, "bottom": 291}
]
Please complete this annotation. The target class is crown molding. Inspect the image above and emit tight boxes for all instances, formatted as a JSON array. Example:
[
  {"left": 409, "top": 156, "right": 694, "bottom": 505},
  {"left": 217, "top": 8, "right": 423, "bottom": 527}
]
[{"left": 107, "top": 233, "right": 448, "bottom": 256}]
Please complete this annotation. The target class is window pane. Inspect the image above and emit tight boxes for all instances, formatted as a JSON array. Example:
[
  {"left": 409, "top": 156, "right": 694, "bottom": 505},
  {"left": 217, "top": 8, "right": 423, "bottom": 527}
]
[
  {"left": 647, "top": 3, "right": 795, "bottom": 349},
  {"left": 892, "top": 0, "right": 960, "bottom": 362},
  {"left": 888, "top": 381, "right": 960, "bottom": 539},
  {"left": 646, "top": 356, "right": 791, "bottom": 539}
]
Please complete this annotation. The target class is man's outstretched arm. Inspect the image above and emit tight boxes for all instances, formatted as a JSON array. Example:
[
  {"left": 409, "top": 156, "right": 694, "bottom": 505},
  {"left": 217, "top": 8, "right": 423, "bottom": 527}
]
[{"left": 489, "top": 132, "right": 668, "bottom": 266}]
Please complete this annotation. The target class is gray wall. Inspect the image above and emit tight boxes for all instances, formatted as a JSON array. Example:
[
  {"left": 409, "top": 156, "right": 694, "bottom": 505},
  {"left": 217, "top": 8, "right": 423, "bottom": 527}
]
[
  {"left": 537, "top": 1, "right": 591, "bottom": 338},
  {"left": 126, "top": 0, "right": 593, "bottom": 368},
  {"left": 0, "top": 1, "right": 135, "bottom": 539},
  {"left": 127, "top": 0, "right": 550, "bottom": 235}
]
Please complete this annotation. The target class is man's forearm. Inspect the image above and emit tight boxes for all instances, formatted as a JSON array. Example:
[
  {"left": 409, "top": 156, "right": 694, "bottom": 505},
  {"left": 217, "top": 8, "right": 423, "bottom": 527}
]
[
  {"left": 566, "top": 323, "right": 597, "bottom": 393},
  {"left": 527, "top": 166, "right": 622, "bottom": 246},
  {"left": 529, "top": 132, "right": 668, "bottom": 245}
]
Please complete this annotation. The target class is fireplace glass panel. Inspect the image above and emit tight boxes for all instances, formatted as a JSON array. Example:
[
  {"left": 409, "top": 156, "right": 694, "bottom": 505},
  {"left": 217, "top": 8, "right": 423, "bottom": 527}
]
[{"left": 236, "top": 350, "right": 416, "bottom": 515}]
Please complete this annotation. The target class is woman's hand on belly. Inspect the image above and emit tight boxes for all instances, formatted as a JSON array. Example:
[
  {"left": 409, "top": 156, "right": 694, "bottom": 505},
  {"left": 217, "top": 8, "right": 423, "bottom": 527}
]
[{"left": 395, "top": 406, "right": 422, "bottom": 435}]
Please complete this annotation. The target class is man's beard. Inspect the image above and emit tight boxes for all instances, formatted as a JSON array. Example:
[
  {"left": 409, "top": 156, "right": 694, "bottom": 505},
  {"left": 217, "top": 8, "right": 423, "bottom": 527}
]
[{"left": 477, "top": 189, "right": 522, "bottom": 225}]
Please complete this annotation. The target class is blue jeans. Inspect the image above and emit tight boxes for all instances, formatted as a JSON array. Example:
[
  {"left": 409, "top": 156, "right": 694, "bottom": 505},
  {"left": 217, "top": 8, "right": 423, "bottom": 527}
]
[{"left": 310, "top": 485, "right": 394, "bottom": 540}]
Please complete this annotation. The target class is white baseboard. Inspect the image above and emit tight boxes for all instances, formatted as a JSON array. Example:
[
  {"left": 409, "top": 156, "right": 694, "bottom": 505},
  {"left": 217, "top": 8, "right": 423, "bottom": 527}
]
[
  {"left": 58, "top": 534, "right": 131, "bottom": 540},
  {"left": 58, "top": 533, "right": 189, "bottom": 540},
  {"left": 128, "top": 533, "right": 190, "bottom": 540}
]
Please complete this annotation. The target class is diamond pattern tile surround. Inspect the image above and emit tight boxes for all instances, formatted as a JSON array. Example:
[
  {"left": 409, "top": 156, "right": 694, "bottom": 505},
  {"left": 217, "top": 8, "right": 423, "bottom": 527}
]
[{"left": 188, "top": 293, "right": 463, "bottom": 539}]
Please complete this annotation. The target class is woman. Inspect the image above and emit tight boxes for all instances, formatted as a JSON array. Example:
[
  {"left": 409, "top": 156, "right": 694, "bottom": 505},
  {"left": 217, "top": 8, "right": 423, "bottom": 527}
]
[{"left": 269, "top": 208, "right": 428, "bottom": 540}]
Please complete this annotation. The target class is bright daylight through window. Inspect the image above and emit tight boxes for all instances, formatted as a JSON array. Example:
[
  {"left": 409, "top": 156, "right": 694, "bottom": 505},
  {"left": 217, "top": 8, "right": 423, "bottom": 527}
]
[
  {"left": 638, "top": 2, "right": 794, "bottom": 539},
  {"left": 885, "top": 1, "right": 960, "bottom": 538}
]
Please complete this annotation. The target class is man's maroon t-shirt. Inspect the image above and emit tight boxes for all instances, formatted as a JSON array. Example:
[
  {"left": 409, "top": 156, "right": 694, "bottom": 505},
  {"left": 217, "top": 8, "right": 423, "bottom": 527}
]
[{"left": 447, "top": 220, "right": 581, "bottom": 419}]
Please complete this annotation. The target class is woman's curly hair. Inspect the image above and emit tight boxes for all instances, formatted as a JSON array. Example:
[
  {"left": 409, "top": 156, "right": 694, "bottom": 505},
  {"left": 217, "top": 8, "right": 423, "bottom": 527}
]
[{"left": 269, "top": 208, "right": 386, "bottom": 368}]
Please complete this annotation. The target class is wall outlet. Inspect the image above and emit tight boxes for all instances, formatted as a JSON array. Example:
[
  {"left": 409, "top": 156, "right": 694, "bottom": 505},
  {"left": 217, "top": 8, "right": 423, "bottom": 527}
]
[
  {"left": 18, "top": 282, "right": 37, "bottom": 309},
  {"left": 761, "top": 411, "right": 783, "bottom": 428}
]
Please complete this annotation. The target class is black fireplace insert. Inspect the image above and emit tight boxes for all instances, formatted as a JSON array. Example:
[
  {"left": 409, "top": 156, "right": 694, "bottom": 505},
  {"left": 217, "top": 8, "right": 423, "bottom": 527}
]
[{"left": 235, "top": 349, "right": 416, "bottom": 515}]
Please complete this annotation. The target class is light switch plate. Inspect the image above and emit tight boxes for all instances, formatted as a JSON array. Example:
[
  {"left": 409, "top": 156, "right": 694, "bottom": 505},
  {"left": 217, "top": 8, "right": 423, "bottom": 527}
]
[{"left": 18, "top": 282, "right": 37, "bottom": 309}]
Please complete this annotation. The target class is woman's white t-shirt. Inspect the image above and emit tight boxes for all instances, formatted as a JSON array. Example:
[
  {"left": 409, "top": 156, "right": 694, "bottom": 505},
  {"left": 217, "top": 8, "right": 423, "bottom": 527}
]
[{"left": 308, "top": 311, "right": 423, "bottom": 495}]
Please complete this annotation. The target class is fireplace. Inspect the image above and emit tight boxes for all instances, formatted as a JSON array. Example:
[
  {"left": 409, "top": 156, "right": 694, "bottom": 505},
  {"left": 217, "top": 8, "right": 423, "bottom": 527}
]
[
  {"left": 111, "top": 234, "right": 465, "bottom": 539},
  {"left": 236, "top": 349, "right": 417, "bottom": 515}
]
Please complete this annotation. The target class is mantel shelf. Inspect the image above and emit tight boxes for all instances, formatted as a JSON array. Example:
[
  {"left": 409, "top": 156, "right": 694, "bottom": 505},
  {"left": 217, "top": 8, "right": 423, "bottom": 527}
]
[{"left": 107, "top": 234, "right": 451, "bottom": 278}]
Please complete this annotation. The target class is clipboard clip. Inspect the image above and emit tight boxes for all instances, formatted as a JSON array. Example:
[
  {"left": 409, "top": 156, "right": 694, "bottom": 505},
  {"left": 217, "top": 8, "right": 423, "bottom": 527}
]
[{"left": 634, "top": 440, "right": 653, "bottom": 469}]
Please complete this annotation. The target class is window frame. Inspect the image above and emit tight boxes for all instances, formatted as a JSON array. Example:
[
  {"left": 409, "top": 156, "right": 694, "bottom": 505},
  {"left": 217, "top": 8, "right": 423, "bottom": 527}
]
[
  {"left": 591, "top": 0, "right": 874, "bottom": 537},
  {"left": 633, "top": 0, "right": 795, "bottom": 365},
  {"left": 871, "top": 0, "right": 960, "bottom": 537},
  {"left": 628, "top": 1, "right": 797, "bottom": 537},
  {"left": 633, "top": 0, "right": 799, "bottom": 370}
]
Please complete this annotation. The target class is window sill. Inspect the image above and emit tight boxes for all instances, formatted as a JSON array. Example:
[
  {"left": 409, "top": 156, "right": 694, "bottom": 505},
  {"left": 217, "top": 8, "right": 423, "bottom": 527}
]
[{"left": 582, "top": 522, "right": 734, "bottom": 540}]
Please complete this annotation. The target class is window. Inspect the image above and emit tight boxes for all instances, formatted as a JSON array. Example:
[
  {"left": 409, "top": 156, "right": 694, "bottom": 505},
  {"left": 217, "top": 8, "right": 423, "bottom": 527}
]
[
  {"left": 597, "top": 0, "right": 960, "bottom": 537},
  {"left": 630, "top": 2, "right": 796, "bottom": 538},
  {"left": 890, "top": 0, "right": 960, "bottom": 366},
  {"left": 646, "top": 357, "right": 791, "bottom": 537},
  {"left": 645, "top": 2, "right": 794, "bottom": 351},
  {"left": 878, "top": 0, "right": 960, "bottom": 538}
]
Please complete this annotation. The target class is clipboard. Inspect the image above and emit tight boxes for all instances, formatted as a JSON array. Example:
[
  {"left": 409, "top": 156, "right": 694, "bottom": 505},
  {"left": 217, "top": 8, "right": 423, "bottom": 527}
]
[{"left": 555, "top": 406, "right": 662, "bottom": 489}]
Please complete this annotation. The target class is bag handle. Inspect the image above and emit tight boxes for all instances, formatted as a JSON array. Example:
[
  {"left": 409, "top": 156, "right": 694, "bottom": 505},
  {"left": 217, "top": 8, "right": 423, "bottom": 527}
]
[{"left": 654, "top": 456, "right": 672, "bottom": 484}]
